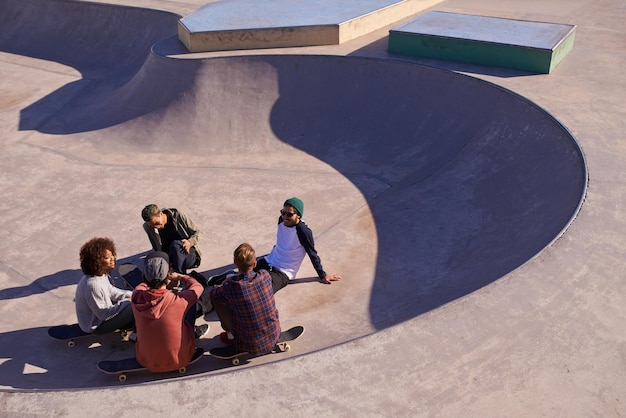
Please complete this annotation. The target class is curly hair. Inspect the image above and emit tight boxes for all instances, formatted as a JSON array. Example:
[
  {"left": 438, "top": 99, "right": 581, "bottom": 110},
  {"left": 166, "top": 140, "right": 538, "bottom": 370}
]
[{"left": 80, "top": 237, "right": 117, "bottom": 276}]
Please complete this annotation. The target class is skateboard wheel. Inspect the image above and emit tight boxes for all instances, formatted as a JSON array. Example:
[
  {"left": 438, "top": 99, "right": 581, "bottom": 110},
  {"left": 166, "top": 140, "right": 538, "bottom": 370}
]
[
  {"left": 232, "top": 358, "right": 240, "bottom": 366},
  {"left": 67, "top": 340, "right": 75, "bottom": 348},
  {"left": 275, "top": 342, "right": 289, "bottom": 352},
  {"left": 178, "top": 366, "right": 187, "bottom": 374},
  {"left": 118, "top": 374, "right": 127, "bottom": 382}
]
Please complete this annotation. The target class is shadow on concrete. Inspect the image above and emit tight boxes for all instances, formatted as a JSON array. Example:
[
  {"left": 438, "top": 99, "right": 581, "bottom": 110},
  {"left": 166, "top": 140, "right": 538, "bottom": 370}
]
[
  {"left": 0, "top": 326, "right": 207, "bottom": 390},
  {"left": 0, "top": 0, "right": 587, "bottom": 390},
  {"left": 0, "top": 326, "right": 274, "bottom": 390},
  {"left": 0, "top": 269, "right": 80, "bottom": 301},
  {"left": 0, "top": 0, "right": 198, "bottom": 133},
  {"left": 0, "top": 326, "right": 120, "bottom": 390},
  {"left": 0, "top": 254, "right": 147, "bottom": 302},
  {"left": 289, "top": 277, "right": 324, "bottom": 285},
  {"left": 264, "top": 54, "right": 586, "bottom": 328}
]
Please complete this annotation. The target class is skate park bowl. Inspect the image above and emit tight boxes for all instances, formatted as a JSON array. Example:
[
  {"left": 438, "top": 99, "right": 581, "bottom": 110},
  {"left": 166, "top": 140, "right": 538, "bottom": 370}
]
[{"left": 0, "top": 0, "right": 586, "bottom": 389}]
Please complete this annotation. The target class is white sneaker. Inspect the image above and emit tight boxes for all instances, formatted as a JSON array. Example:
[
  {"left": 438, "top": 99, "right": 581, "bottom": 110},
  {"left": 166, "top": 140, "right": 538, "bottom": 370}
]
[{"left": 194, "top": 324, "right": 210, "bottom": 339}]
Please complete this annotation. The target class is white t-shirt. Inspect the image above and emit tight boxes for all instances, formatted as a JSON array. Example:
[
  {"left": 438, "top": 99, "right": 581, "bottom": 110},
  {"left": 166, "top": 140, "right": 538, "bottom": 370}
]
[{"left": 265, "top": 222, "right": 306, "bottom": 280}]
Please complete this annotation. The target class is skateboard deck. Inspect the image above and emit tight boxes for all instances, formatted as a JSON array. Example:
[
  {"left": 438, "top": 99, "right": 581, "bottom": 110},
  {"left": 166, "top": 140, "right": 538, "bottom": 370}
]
[
  {"left": 48, "top": 323, "right": 133, "bottom": 347},
  {"left": 118, "top": 263, "right": 143, "bottom": 289},
  {"left": 48, "top": 323, "right": 91, "bottom": 347},
  {"left": 209, "top": 325, "right": 304, "bottom": 365},
  {"left": 98, "top": 347, "right": 204, "bottom": 382},
  {"left": 207, "top": 269, "right": 237, "bottom": 286}
]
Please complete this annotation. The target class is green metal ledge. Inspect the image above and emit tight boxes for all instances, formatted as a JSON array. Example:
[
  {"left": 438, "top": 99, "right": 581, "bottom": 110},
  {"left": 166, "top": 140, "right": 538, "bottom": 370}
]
[{"left": 388, "top": 11, "right": 576, "bottom": 73}]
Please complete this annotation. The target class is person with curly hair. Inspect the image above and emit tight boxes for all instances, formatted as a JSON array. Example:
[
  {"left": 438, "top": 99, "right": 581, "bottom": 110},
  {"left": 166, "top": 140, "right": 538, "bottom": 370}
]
[{"left": 75, "top": 237, "right": 135, "bottom": 334}]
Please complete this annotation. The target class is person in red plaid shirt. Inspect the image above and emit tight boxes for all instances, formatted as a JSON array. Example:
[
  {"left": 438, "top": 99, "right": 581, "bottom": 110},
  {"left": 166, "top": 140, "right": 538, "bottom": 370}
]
[{"left": 210, "top": 243, "right": 281, "bottom": 355}]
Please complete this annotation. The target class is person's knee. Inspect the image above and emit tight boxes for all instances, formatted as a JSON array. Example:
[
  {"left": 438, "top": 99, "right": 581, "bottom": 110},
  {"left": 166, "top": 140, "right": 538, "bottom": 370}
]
[
  {"left": 168, "top": 245, "right": 180, "bottom": 260},
  {"left": 212, "top": 300, "right": 233, "bottom": 330},
  {"left": 168, "top": 242, "right": 186, "bottom": 272},
  {"left": 272, "top": 274, "right": 289, "bottom": 293}
]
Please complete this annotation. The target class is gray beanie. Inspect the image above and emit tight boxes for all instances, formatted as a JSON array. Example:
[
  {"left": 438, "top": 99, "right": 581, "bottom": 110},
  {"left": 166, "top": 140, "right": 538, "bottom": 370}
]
[{"left": 144, "top": 251, "right": 170, "bottom": 283}]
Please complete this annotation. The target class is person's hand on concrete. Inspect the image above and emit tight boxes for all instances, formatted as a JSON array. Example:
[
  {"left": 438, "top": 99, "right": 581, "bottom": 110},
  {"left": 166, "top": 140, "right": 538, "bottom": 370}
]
[{"left": 320, "top": 273, "right": 341, "bottom": 284}]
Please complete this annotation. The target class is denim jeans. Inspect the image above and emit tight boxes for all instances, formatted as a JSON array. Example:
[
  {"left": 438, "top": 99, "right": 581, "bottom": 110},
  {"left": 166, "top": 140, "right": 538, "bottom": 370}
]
[
  {"left": 94, "top": 301, "right": 135, "bottom": 334},
  {"left": 169, "top": 240, "right": 199, "bottom": 273}
]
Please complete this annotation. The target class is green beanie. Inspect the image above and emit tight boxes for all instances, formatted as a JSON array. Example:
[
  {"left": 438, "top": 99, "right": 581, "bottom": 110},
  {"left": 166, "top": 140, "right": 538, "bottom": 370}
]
[{"left": 284, "top": 197, "right": 304, "bottom": 216}]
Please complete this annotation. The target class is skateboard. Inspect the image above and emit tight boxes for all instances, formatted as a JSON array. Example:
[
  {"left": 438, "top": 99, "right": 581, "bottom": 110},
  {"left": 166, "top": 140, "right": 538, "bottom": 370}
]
[
  {"left": 98, "top": 347, "right": 204, "bottom": 382},
  {"left": 209, "top": 325, "right": 304, "bottom": 365},
  {"left": 118, "top": 263, "right": 143, "bottom": 289},
  {"left": 48, "top": 323, "right": 133, "bottom": 347},
  {"left": 47, "top": 323, "right": 91, "bottom": 347},
  {"left": 207, "top": 269, "right": 237, "bottom": 286}
]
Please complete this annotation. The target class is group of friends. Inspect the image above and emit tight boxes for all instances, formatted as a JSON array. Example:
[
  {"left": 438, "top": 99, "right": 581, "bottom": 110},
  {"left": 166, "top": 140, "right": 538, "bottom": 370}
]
[{"left": 73, "top": 197, "right": 341, "bottom": 372}]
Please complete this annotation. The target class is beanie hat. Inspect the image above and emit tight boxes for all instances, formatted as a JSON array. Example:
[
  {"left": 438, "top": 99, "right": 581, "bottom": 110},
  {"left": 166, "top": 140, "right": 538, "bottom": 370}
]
[
  {"left": 284, "top": 197, "right": 304, "bottom": 216},
  {"left": 144, "top": 251, "right": 170, "bottom": 283}
]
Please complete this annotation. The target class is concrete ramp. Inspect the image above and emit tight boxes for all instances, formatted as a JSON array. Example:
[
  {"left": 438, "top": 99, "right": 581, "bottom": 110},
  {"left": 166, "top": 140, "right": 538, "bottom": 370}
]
[
  {"left": 0, "top": 0, "right": 586, "bottom": 390},
  {"left": 0, "top": 0, "right": 179, "bottom": 77},
  {"left": 24, "top": 49, "right": 586, "bottom": 331},
  {"left": 0, "top": 0, "right": 181, "bottom": 132}
]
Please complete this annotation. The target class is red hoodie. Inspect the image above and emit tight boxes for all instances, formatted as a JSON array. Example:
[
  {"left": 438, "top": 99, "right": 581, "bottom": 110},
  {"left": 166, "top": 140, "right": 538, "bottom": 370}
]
[{"left": 131, "top": 276, "right": 202, "bottom": 372}]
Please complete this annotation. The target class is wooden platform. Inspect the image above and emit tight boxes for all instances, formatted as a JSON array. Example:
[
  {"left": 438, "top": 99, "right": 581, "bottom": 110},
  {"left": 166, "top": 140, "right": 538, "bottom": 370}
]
[{"left": 388, "top": 11, "right": 576, "bottom": 73}]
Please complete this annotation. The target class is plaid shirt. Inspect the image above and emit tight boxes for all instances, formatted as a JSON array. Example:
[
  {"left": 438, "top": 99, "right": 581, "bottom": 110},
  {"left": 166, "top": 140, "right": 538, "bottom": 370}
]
[{"left": 210, "top": 269, "right": 280, "bottom": 355}]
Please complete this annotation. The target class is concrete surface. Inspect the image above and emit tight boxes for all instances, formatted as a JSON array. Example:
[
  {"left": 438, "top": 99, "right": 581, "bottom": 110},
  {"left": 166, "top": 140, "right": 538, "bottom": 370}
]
[{"left": 0, "top": 0, "right": 624, "bottom": 416}]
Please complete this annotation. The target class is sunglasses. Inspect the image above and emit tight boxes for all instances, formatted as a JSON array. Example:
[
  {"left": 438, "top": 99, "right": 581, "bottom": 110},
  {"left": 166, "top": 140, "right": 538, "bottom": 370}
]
[{"left": 280, "top": 210, "right": 298, "bottom": 218}]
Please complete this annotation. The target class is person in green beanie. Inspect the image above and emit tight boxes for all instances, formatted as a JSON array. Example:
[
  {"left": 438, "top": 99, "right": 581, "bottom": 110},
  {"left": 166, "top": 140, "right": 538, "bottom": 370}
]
[
  {"left": 203, "top": 197, "right": 341, "bottom": 325},
  {"left": 255, "top": 197, "right": 341, "bottom": 292}
]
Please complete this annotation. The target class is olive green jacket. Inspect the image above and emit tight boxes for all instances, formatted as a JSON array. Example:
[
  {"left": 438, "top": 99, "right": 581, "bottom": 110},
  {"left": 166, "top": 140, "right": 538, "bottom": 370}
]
[{"left": 142, "top": 208, "right": 202, "bottom": 258}]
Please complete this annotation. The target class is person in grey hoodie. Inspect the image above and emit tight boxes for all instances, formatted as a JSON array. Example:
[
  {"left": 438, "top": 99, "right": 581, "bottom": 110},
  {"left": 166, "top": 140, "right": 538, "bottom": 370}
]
[{"left": 74, "top": 237, "right": 134, "bottom": 334}]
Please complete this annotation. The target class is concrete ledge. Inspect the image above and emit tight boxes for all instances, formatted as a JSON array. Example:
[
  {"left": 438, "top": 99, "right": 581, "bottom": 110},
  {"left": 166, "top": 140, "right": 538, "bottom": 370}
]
[
  {"left": 178, "top": 0, "right": 443, "bottom": 53},
  {"left": 388, "top": 11, "right": 576, "bottom": 73}
]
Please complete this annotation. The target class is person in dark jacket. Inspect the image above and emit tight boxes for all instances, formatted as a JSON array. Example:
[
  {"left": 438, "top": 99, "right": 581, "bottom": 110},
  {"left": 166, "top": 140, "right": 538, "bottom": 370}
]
[{"left": 141, "top": 204, "right": 203, "bottom": 274}]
